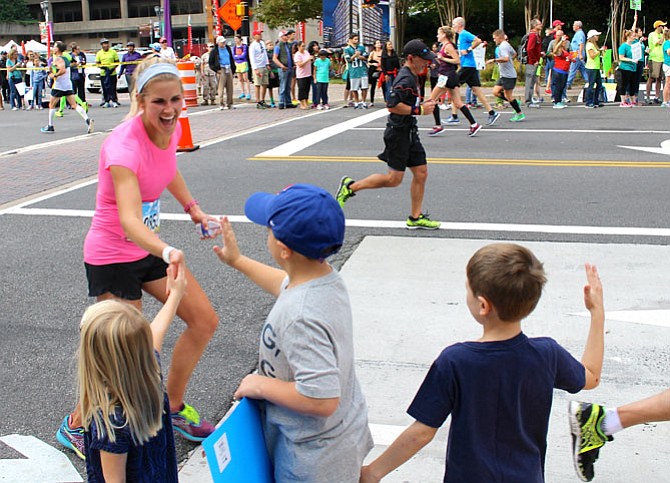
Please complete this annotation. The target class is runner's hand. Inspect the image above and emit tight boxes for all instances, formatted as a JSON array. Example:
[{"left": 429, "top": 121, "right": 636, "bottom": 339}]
[{"left": 165, "top": 263, "right": 187, "bottom": 300}]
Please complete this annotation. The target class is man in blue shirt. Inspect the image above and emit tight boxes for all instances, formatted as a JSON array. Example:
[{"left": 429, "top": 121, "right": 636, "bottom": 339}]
[
  {"left": 208, "top": 35, "right": 236, "bottom": 109},
  {"left": 566, "top": 20, "right": 588, "bottom": 93},
  {"left": 450, "top": 17, "right": 500, "bottom": 126},
  {"left": 119, "top": 41, "right": 142, "bottom": 94}
]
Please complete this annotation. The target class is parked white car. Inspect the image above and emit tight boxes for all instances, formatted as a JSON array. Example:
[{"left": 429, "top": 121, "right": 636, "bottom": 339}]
[{"left": 84, "top": 52, "right": 128, "bottom": 93}]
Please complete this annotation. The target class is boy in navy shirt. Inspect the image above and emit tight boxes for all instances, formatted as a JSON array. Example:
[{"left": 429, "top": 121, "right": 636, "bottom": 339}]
[{"left": 360, "top": 243, "right": 605, "bottom": 483}]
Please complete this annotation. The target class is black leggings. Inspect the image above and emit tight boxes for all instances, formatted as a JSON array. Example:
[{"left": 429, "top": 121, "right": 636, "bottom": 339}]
[
  {"left": 297, "top": 76, "right": 312, "bottom": 101},
  {"left": 619, "top": 69, "right": 636, "bottom": 97}
]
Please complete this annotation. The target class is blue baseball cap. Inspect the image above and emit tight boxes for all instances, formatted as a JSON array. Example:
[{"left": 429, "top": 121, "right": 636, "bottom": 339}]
[{"left": 244, "top": 184, "right": 345, "bottom": 260}]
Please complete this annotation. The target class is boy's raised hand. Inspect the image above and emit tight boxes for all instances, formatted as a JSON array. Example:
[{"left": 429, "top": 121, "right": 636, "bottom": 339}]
[
  {"left": 583, "top": 263, "right": 603, "bottom": 313},
  {"left": 212, "top": 216, "right": 242, "bottom": 267}
]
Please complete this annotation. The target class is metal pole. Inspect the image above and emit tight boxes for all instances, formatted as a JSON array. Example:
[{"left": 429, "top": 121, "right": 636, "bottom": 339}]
[
  {"left": 389, "top": 0, "right": 396, "bottom": 48},
  {"left": 358, "top": 0, "right": 364, "bottom": 44},
  {"left": 499, "top": 0, "right": 503, "bottom": 30},
  {"left": 550, "top": 0, "right": 553, "bottom": 27}
]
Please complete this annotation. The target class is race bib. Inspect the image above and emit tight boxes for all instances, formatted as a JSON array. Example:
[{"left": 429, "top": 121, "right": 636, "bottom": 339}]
[
  {"left": 437, "top": 75, "right": 448, "bottom": 88},
  {"left": 142, "top": 199, "right": 160, "bottom": 233}
]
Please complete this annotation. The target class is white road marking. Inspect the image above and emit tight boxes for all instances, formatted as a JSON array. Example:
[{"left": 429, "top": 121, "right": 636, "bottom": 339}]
[
  {"left": 256, "top": 109, "right": 388, "bottom": 158},
  {"left": 619, "top": 139, "right": 670, "bottom": 156},
  {"left": 572, "top": 309, "right": 670, "bottom": 328},
  {"left": 0, "top": 132, "right": 102, "bottom": 158},
  {"left": 5, "top": 208, "right": 670, "bottom": 237},
  {"left": 368, "top": 423, "right": 407, "bottom": 446},
  {"left": 0, "top": 434, "right": 83, "bottom": 482},
  {"left": 354, "top": 127, "right": 670, "bottom": 134}
]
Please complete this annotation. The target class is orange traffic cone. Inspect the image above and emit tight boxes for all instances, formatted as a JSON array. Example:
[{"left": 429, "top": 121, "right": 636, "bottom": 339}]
[{"left": 177, "top": 99, "right": 199, "bottom": 152}]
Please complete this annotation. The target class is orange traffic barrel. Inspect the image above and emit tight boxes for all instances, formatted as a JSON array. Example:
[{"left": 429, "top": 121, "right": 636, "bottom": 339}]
[
  {"left": 177, "top": 99, "right": 199, "bottom": 152},
  {"left": 177, "top": 61, "right": 198, "bottom": 108}
]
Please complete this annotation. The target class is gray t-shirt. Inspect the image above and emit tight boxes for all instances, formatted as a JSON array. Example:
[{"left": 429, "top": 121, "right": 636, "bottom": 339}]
[
  {"left": 258, "top": 269, "right": 373, "bottom": 482},
  {"left": 498, "top": 40, "right": 517, "bottom": 79}
]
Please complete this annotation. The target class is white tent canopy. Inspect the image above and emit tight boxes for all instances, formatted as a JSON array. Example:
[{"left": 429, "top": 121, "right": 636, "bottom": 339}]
[
  {"left": 0, "top": 40, "right": 19, "bottom": 52},
  {"left": 0, "top": 40, "right": 47, "bottom": 54},
  {"left": 25, "top": 40, "right": 48, "bottom": 53}
]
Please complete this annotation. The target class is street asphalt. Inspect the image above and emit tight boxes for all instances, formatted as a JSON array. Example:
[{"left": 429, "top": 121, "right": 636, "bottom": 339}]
[{"left": 1, "top": 82, "right": 669, "bottom": 482}]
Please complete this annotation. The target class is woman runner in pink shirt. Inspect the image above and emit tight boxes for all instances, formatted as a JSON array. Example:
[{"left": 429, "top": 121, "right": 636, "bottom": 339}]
[{"left": 56, "top": 58, "right": 218, "bottom": 461}]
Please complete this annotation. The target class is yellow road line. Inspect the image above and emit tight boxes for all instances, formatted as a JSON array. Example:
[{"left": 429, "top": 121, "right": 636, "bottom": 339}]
[{"left": 247, "top": 155, "right": 670, "bottom": 168}]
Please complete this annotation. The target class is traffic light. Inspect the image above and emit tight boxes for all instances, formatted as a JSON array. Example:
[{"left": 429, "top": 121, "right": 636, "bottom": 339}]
[{"left": 236, "top": 2, "right": 247, "bottom": 17}]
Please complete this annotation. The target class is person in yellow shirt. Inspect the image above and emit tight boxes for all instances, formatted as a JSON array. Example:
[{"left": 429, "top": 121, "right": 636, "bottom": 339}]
[
  {"left": 96, "top": 38, "right": 120, "bottom": 108},
  {"left": 646, "top": 20, "right": 666, "bottom": 104}
]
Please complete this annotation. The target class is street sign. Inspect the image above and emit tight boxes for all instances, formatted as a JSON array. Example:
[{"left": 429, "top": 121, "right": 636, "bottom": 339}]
[
  {"left": 218, "top": 0, "right": 242, "bottom": 32},
  {"left": 630, "top": 0, "right": 641, "bottom": 10},
  {"left": 0, "top": 434, "right": 83, "bottom": 482}
]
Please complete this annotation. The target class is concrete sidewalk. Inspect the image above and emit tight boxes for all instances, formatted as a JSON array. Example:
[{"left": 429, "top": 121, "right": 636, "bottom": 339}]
[{"left": 180, "top": 236, "right": 670, "bottom": 482}]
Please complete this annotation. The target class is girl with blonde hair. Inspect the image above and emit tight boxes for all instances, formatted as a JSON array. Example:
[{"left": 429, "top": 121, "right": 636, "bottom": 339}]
[
  {"left": 79, "top": 265, "right": 185, "bottom": 481},
  {"left": 57, "top": 57, "right": 219, "bottom": 460}
]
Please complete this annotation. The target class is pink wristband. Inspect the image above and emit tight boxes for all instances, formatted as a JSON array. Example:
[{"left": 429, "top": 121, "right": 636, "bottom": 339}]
[{"left": 183, "top": 199, "right": 199, "bottom": 213}]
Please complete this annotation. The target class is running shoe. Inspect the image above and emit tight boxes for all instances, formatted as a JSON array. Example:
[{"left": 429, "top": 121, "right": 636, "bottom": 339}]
[
  {"left": 41, "top": 125, "right": 55, "bottom": 133},
  {"left": 86, "top": 118, "right": 94, "bottom": 134},
  {"left": 569, "top": 401, "right": 613, "bottom": 482},
  {"left": 553, "top": 102, "right": 567, "bottom": 109},
  {"left": 55, "top": 111, "right": 64, "bottom": 118},
  {"left": 270, "top": 102, "right": 276, "bottom": 108},
  {"left": 171, "top": 403, "right": 215, "bottom": 442},
  {"left": 486, "top": 111, "right": 501, "bottom": 126},
  {"left": 335, "top": 176, "right": 356, "bottom": 208},
  {"left": 509, "top": 113, "right": 525, "bottom": 122},
  {"left": 428, "top": 126, "right": 446, "bottom": 137},
  {"left": 442, "top": 117, "right": 461, "bottom": 125},
  {"left": 469, "top": 123, "right": 482, "bottom": 137},
  {"left": 406, "top": 213, "right": 440, "bottom": 230},
  {"left": 238, "top": 93, "right": 246, "bottom": 99},
  {"left": 246, "top": 94, "right": 252, "bottom": 100},
  {"left": 527, "top": 102, "right": 541, "bottom": 108},
  {"left": 256, "top": 102, "right": 267, "bottom": 109},
  {"left": 585, "top": 104, "right": 595, "bottom": 109},
  {"left": 56, "top": 416, "right": 85, "bottom": 460}
]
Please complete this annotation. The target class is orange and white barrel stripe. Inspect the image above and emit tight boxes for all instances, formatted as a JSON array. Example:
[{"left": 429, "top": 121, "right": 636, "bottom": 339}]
[{"left": 177, "top": 61, "right": 198, "bottom": 108}]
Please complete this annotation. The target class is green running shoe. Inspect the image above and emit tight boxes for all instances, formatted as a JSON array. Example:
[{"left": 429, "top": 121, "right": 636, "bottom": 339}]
[
  {"left": 336, "top": 176, "right": 355, "bottom": 208},
  {"left": 510, "top": 113, "right": 526, "bottom": 122},
  {"left": 406, "top": 213, "right": 441, "bottom": 230},
  {"left": 171, "top": 402, "right": 215, "bottom": 442},
  {"left": 569, "top": 401, "right": 613, "bottom": 482}
]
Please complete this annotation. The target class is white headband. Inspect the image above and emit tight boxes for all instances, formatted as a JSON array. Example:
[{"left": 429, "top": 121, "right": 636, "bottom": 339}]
[{"left": 136, "top": 63, "right": 180, "bottom": 93}]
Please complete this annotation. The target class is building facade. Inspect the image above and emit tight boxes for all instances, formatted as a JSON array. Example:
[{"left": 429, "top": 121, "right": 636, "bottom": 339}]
[{"left": 25, "top": 0, "right": 211, "bottom": 51}]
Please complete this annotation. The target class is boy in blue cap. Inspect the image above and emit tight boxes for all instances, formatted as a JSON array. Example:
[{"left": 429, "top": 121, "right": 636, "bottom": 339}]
[{"left": 213, "top": 184, "right": 373, "bottom": 482}]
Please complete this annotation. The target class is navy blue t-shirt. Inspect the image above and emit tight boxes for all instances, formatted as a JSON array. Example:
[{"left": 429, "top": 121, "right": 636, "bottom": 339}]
[
  {"left": 84, "top": 354, "right": 177, "bottom": 483},
  {"left": 408, "top": 332, "right": 585, "bottom": 483}
]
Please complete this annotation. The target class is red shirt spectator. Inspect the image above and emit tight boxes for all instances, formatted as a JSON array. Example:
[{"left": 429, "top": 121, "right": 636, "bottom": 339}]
[{"left": 527, "top": 31, "right": 542, "bottom": 65}]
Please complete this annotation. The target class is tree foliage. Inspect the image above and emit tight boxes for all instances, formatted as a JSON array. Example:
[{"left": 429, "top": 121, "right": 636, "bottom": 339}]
[
  {"left": 255, "top": 0, "right": 322, "bottom": 29},
  {"left": 0, "top": 0, "right": 32, "bottom": 22},
  {"left": 434, "top": 0, "right": 469, "bottom": 28}
]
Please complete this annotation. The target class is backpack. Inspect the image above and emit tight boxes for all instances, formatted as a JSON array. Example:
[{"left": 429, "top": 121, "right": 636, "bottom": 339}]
[{"left": 517, "top": 33, "right": 530, "bottom": 64}]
